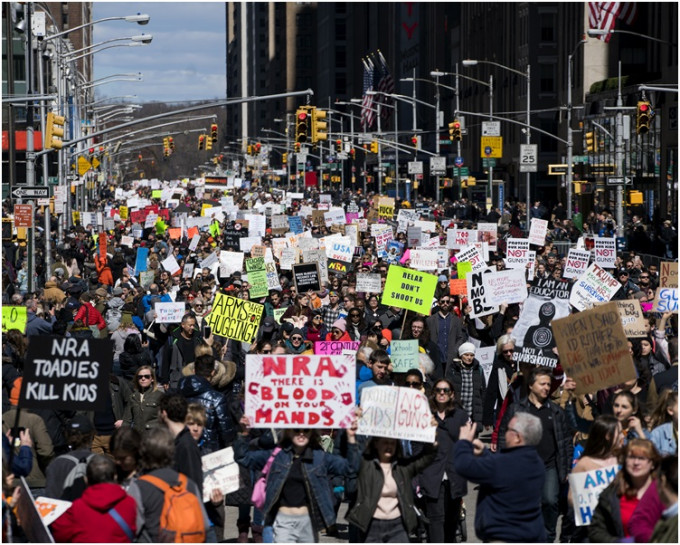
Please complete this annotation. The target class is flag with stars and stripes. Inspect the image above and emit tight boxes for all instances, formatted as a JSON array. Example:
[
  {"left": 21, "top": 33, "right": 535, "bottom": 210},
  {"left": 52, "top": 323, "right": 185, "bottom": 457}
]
[
  {"left": 588, "top": 2, "right": 638, "bottom": 42},
  {"left": 361, "top": 58, "right": 376, "bottom": 131}
]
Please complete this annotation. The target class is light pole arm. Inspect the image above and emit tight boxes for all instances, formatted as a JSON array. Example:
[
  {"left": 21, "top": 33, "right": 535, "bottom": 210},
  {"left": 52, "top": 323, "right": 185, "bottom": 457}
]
[{"left": 43, "top": 14, "right": 150, "bottom": 41}]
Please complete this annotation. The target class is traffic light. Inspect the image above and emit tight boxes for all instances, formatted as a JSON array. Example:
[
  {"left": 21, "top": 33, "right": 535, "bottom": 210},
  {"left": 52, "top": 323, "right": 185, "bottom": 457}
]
[
  {"left": 282, "top": 153, "right": 288, "bottom": 164},
  {"left": 294, "top": 142, "right": 301, "bottom": 153},
  {"left": 168, "top": 137, "right": 175, "bottom": 151},
  {"left": 198, "top": 135, "right": 205, "bottom": 150},
  {"left": 411, "top": 135, "right": 419, "bottom": 149},
  {"left": 295, "top": 108, "right": 309, "bottom": 144},
  {"left": 210, "top": 123, "right": 218, "bottom": 143},
  {"left": 335, "top": 139, "right": 342, "bottom": 153},
  {"left": 349, "top": 148, "right": 355, "bottom": 160},
  {"left": 163, "top": 137, "right": 169, "bottom": 157},
  {"left": 44, "top": 112, "right": 65, "bottom": 150},
  {"left": 254, "top": 142, "right": 261, "bottom": 155},
  {"left": 636, "top": 101, "right": 652, "bottom": 135},
  {"left": 138, "top": 154, "right": 143, "bottom": 162},
  {"left": 247, "top": 145, "right": 253, "bottom": 155},
  {"left": 206, "top": 135, "right": 213, "bottom": 150},
  {"left": 585, "top": 131, "right": 595, "bottom": 153},
  {"left": 449, "top": 120, "right": 462, "bottom": 142},
  {"left": 311, "top": 108, "right": 328, "bottom": 143},
  {"left": 370, "top": 141, "right": 379, "bottom": 154}
]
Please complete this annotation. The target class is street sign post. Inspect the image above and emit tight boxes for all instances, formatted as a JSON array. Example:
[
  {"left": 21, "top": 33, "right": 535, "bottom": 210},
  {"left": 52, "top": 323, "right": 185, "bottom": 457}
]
[
  {"left": 519, "top": 144, "right": 538, "bottom": 173},
  {"left": 408, "top": 161, "right": 423, "bottom": 175},
  {"left": 481, "top": 121, "right": 501, "bottom": 137},
  {"left": 607, "top": 176, "right": 632, "bottom": 186},
  {"left": 14, "top": 204, "right": 33, "bottom": 228},
  {"left": 480, "top": 136, "right": 503, "bottom": 158},
  {"left": 429, "top": 156, "right": 446, "bottom": 176},
  {"left": 11, "top": 186, "right": 49, "bottom": 199}
]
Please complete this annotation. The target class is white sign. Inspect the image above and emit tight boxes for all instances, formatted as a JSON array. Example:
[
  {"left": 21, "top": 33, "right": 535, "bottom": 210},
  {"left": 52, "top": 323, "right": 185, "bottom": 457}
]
[
  {"left": 201, "top": 447, "right": 241, "bottom": 503},
  {"left": 447, "top": 229, "right": 477, "bottom": 250},
  {"left": 410, "top": 249, "right": 439, "bottom": 271},
  {"left": 200, "top": 251, "right": 219, "bottom": 269},
  {"left": 467, "top": 269, "right": 499, "bottom": 319},
  {"left": 456, "top": 245, "right": 487, "bottom": 272},
  {"left": 325, "top": 236, "right": 353, "bottom": 262},
  {"left": 520, "top": 144, "right": 538, "bottom": 172},
  {"left": 219, "top": 251, "right": 245, "bottom": 277},
  {"left": 564, "top": 249, "right": 591, "bottom": 279},
  {"left": 430, "top": 156, "right": 446, "bottom": 176},
  {"left": 408, "top": 161, "right": 423, "bottom": 175},
  {"left": 528, "top": 218, "right": 549, "bottom": 246},
  {"left": 484, "top": 269, "right": 528, "bottom": 305},
  {"left": 482, "top": 121, "right": 501, "bottom": 137},
  {"left": 356, "top": 273, "right": 382, "bottom": 293},
  {"left": 154, "top": 302, "right": 186, "bottom": 323},
  {"left": 160, "top": 255, "right": 180, "bottom": 275},
  {"left": 594, "top": 237, "right": 617, "bottom": 268},
  {"left": 324, "top": 208, "right": 346, "bottom": 227},
  {"left": 568, "top": 465, "right": 619, "bottom": 526},
  {"left": 570, "top": 263, "right": 620, "bottom": 311},
  {"left": 505, "top": 238, "right": 530, "bottom": 269},
  {"left": 120, "top": 235, "right": 134, "bottom": 248}
]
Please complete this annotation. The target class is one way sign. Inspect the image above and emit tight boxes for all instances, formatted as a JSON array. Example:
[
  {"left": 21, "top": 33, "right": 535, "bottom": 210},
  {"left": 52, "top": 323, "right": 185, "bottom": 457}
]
[{"left": 11, "top": 186, "right": 50, "bottom": 199}]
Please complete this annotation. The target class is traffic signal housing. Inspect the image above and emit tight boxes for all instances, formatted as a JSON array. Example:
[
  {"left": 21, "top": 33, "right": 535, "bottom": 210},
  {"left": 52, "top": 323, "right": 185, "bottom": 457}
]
[
  {"left": 168, "top": 137, "right": 175, "bottom": 151},
  {"left": 44, "top": 112, "right": 65, "bottom": 150},
  {"left": 336, "top": 139, "right": 342, "bottom": 153},
  {"left": 311, "top": 108, "right": 328, "bottom": 143},
  {"left": 449, "top": 120, "right": 462, "bottom": 142},
  {"left": 585, "top": 131, "right": 595, "bottom": 153},
  {"left": 636, "top": 101, "right": 652, "bottom": 135},
  {"left": 295, "top": 108, "right": 309, "bottom": 144},
  {"left": 370, "top": 141, "right": 379, "bottom": 154},
  {"left": 206, "top": 135, "right": 213, "bottom": 151},
  {"left": 198, "top": 135, "right": 205, "bottom": 150},
  {"left": 254, "top": 143, "right": 261, "bottom": 155},
  {"left": 210, "top": 123, "right": 218, "bottom": 143}
]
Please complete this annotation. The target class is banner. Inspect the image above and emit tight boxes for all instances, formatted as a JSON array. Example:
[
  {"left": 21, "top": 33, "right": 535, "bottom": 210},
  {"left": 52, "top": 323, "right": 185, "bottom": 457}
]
[
  {"left": 564, "top": 249, "right": 591, "bottom": 279},
  {"left": 505, "top": 238, "right": 530, "bottom": 269},
  {"left": 292, "top": 263, "right": 321, "bottom": 293},
  {"left": 660, "top": 262, "right": 678, "bottom": 288},
  {"left": 245, "top": 354, "right": 355, "bottom": 428},
  {"left": 206, "top": 292, "right": 264, "bottom": 343},
  {"left": 358, "top": 386, "right": 436, "bottom": 443},
  {"left": 154, "top": 302, "right": 186, "bottom": 323},
  {"left": 570, "top": 263, "right": 620, "bottom": 312},
  {"left": 553, "top": 302, "right": 637, "bottom": 395},
  {"left": 20, "top": 337, "right": 112, "bottom": 411},
  {"left": 528, "top": 218, "right": 548, "bottom": 246},
  {"left": 484, "top": 269, "right": 528, "bottom": 305},
  {"left": 512, "top": 278, "right": 572, "bottom": 369},
  {"left": 390, "top": 340, "right": 420, "bottom": 373},
  {"left": 594, "top": 237, "right": 616, "bottom": 268},
  {"left": 201, "top": 447, "right": 241, "bottom": 503},
  {"left": 381, "top": 266, "right": 438, "bottom": 315},
  {"left": 568, "top": 465, "right": 620, "bottom": 526},
  {"left": 467, "top": 269, "right": 499, "bottom": 319},
  {"left": 246, "top": 257, "right": 269, "bottom": 299},
  {"left": 356, "top": 273, "right": 382, "bottom": 293},
  {"left": 2, "top": 306, "right": 27, "bottom": 333},
  {"left": 314, "top": 341, "right": 361, "bottom": 355},
  {"left": 652, "top": 288, "right": 679, "bottom": 313}
]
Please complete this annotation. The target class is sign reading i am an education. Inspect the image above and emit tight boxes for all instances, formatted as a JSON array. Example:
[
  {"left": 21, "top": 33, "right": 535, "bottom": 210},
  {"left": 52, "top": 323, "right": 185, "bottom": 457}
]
[
  {"left": 381, "top": 266, "right": 438, "bottom": 315},
  {"left": 20, "top": 337, "right": 112, "bottom": 411},
  {"left": 245, "top": 354, "right": 356, "bottom": 429},
  {"left": 206, "top": 292, "right": 264, "bottom": 344}
]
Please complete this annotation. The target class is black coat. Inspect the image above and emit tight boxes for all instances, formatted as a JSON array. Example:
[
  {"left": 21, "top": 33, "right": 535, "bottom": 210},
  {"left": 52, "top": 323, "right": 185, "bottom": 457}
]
[
  {"left": 588, "top": 482, "right": 624, "bottom": 542},
  {"left": 445, "top": 359, "right": 487, "bottom": 426},
  {"left": 482, "top": 355, "right": 515, "bottom": 427}
]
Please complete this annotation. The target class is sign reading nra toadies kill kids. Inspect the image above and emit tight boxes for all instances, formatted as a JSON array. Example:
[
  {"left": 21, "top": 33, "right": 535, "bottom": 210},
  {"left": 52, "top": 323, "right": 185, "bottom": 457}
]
[{"left": 20, "top": 337, "right": 112, "bottom": 411}]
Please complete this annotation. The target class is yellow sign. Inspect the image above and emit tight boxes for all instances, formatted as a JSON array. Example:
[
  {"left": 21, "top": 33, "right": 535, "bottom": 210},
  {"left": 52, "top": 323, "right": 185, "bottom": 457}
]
[
  {"left": 119, "top": 206, "right": 129, "bottom": 220},
  {"left": 205, "top": 292, "right": 264, "bottom": 344},
  {"left": 91, "top": 157, "right": 100, "bottom": 169},
  {"left": 480, "top": 136, "right": 503, "bottom": 158},
  {"left": 201, "top": 203, "right": 213, "bottom": 216},
  {"left": 78, "top": 156, "right": 92, "bottom": 175},
  {"left": 2, "top": 306, "right": 27, "bottom": 333}
]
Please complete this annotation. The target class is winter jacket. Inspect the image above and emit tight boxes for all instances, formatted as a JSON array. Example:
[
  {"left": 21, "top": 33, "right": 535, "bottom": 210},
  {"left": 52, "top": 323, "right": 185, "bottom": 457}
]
[
  {"left": 50, "top": 482, "right": 137, "bottom": 543},
  {"left": 105, "top": 297, "right": 126, "bottom": 333},
  {"left": 418, "top": 408, "right": 469, "bottom": 500},
  {"left": 74, "top": 302, "right": 107, "bottom": 331},
  {"left": 177, "top": 375, "right": 237, "bottom": 451},
  {"left": 25, "top": 312, "right": 55, "bottom": 336},
  {"left": 122, "top": 388, "right": 163, "bottom": 432},
  {"left": 454, "top": 441, "right": 546, "bottom": 543},
  {"left": 95, "top": 254, "right": 114, "bottom": 287},
  {"left": 482, "top": 355, "right": 515, "bottom": 426},
  {"left": 234, "top": 435, "right": 359, "bottom": 529},
  {"left": 426, "top": 312, "right": 467, "bottom": 366},
  {"left": 628, "top": 479, "right": 665, "bottom": 543},
  {"left": 649, "top": 422, "right": 677, "bottom": 456},
  {"left": 446, "top": 359, "right": 487, "bottom": 426},
  {"left": 43, "top": 281, "right": 66, "bottom": 304},
  {"left": 2, "top": 408, "right": 54, "bottom": 488},
  {"left": 119, "top": 349, "right": 154, "bottom": 383},
  {"left": 588, "top": 481, "right": 625, "bottom": 542},
  {"left": 650, "top": 512, "right": 678, "bottom": 543},
  {"left": 347, "top": 444, "right": 435, "bottom": 534},
  {"left": 498, "top": 397, "right": 574, "bottom": 482}
]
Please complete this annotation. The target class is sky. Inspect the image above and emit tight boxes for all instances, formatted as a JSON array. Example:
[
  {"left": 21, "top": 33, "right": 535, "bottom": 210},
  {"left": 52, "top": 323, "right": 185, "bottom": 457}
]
[{"left": 92, "top": 2, "right": 226, "bottom": 103}]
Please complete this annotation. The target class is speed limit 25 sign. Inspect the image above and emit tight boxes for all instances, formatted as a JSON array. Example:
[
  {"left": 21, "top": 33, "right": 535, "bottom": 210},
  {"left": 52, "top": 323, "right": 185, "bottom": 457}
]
[{"left": 520, "top": 144, "right": 538, "bottom": 172}]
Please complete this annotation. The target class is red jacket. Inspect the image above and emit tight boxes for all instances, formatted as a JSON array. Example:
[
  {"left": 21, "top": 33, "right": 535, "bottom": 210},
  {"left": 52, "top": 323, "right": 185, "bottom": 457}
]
[
  {"left": 50, "top": 482, "right": 137, "bottom": 543},
  {"left": 324, "top": 330, "right": 352, "bottom": 342},
  {"left": 73, "top": 302, "right": 107, "bottom": 330}
]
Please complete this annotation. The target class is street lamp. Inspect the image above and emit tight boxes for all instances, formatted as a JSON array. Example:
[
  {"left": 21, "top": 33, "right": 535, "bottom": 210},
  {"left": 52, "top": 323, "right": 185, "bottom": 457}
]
[
  {"left": 80, "top": 73, "right": 143, "bottom": 90},
  {"left": 43, "top": 13, "right": 150, "bottom": 41},
  {"left": 463, "top": 59, "right": 531, "bottom": 224},
  {"left": 586, "top": 28, "right": 674, "bottom": 45},
  {"left": 365, "top": 92, "right": 399, "bottom": 195}
]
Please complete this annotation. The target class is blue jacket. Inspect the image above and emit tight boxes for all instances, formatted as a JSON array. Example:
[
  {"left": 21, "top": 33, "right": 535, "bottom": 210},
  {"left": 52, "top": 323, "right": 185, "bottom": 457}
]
[
  {"left": 177, "top": 375, "right": 236, "bottom": 451},
  {"left": 649, "top": 422, "right": 677, "bottom": 456},
  {"left": 25, "top": 312, "right": 55, "bottom": 336},
  {"left": 454, "top": 441, "right": 546, "bottom": 543},
  {"left": 233, "top": 435, "right": 359, "bottom": 529}
]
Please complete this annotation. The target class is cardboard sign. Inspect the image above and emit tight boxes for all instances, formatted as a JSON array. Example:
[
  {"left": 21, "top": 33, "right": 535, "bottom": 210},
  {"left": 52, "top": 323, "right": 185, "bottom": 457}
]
[
  {"left": 154, "top": 302, "right": 186, "bottom": 323},
  {"left": 505, "top": 238, "right": 530, "bottom": 269},
  {"left": 20, "top": 337, "right": 112, "bottom": 411},
  {"left": 553, "top": 302, "right": 637, "bottom": 395},
  {"left": 293, "top": 263, "right": 321, "bottom": 293},
  {"left": 390, "top": 340, "right": 420, "bottom": 373},
  {"left": 652, "top": 288, "right": 679, "bottom": 313},
  {"left": 564, "top": 249, "right": 591, "bottom": 279},
  {"left": 594, "top": 237, "right": 617, "bottom": 268},
  {"left": 206, "top": 292, "right": 264, "bottom": 343},
  {"left": 660, "top": 262, "right": 678, "bottom": 288},
  {"left": 201, "top": 447, "right": 241, "bottom": 503},
  {"left": 358, "top": 386, "right": 436, "bottom": 443},
  {"left": 484, "top": 269, "right": 528, "bottom": 305},
  {"left": 246, "top": 257, "right": 269, "bottom": 299},
  {"left": 570, "top": 263, "right": 620, "bottom": 311},
  {"left": 356, "top": 273, "right": 382, "bottom": 293},
  {"left": 605, "top": 299, "right": 648, "bottom": 337},
  {"left": 314, "top": 341, "right": 361, "bottom": 355},
  {"left": 378, "top": 197, "right": 395, "bottom": 219},
  {"left": 245, "top": 354, "right": 356, "bottom": 428},
  {"left": 512, "top": 278, "right": 572, "bottom": 369},
  {"left": 2, "top": 305, "right": 27, "bottom": 333},
  {"left": 528, "top": 218, "right": 548, "bottom": 246},
  {"left": 382, "top": 266, "right": 438, "bottom": 315},
  {"left": 569, "top": 465, "right": 620, "bottom": 526}
]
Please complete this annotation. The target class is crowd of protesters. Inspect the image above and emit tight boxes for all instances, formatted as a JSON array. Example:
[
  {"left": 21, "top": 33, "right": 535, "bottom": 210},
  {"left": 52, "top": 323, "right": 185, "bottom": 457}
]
[{"left": 1, "top": 180, "right": 678, "bottom": 544}]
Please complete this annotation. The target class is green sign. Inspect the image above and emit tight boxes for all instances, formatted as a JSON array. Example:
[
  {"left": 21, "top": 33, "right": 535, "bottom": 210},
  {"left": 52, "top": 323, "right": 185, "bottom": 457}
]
[
  {"left": 482, "top": 158, "right": 497, "bottom": 167},
  {"left": 48, "top": 177, "right": 59, "bottom": 185},
  {"left": 573, "top": 155, "right": 589, "bottom": 163},
  {"left": 381, "top": 265, "right": 438, "bottom": 315},
  {"left": 453, "top": 167, "right": 469, "bottom": 176}
]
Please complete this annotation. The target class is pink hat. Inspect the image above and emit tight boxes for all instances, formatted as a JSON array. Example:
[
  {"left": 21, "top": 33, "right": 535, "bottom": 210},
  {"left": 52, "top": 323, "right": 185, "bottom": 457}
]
[{"left": 332, "top": 318, "right": 347, "bottom": 332}]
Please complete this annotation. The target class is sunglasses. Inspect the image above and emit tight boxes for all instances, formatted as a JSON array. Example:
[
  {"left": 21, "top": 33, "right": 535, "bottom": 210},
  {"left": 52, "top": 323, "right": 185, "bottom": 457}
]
[
  {"left": 439, "top": 299, "right": 451, "bottom": 304},
  {"left": 291, "top": 336, "right": 303, "bottom": 341},
  {"left": 435, "top": 387, "right": 451, "bottom": 394},
  {"left": 261, "top": 350, "right": 272, "bottom": 354},
  {"left": 405, "top": 381, "right": 422, "bottom": 388},
  {"left": 292, "top": 429, "right": 311, "bottom": 435},
  {"left": 138, "top": 374, "right": 152, "bottom": 380},
  {"left": 350, "top": 313, "right": 361, "bottom": 317},
  {"left": 503, "top": 349, "right": 514, "bottom": 354},
  {"left": 313, "top": 316, "right": 323, "bottom": 320}
]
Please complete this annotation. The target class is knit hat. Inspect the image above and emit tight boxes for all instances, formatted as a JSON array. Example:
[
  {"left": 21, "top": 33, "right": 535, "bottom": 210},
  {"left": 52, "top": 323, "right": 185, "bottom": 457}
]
[
  {"left": 438, "top": 275, "right": 448, "bottom": 283},
  {"left": 332, "top": 318, "right": 347, "bottom": 332},
  {"left": 458, "top": 342, "right": 476, "bottom": 357},
  {"left": 95, "top": 287, "right": 108, "bottom": 297},
  {"left": 290, "top": 328, "right": 305, "bottom": 339}
]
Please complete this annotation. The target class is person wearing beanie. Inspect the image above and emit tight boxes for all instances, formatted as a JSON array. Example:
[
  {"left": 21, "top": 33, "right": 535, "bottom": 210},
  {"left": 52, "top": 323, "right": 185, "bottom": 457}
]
[
  {"left": 446, "top": 342, "right": 486, "bottom": 428},
  {"left": 285, "top": 327, "right": 311, "bottom": 355},
  {"left": 434, "top": 274, "right": 450, "bottom": 300},
  {"left": 326, "top": 318, "right": 352, "bottom": 342}
]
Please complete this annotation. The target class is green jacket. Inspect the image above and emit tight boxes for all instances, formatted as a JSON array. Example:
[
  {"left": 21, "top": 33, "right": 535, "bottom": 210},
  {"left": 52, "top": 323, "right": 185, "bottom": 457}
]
[
  {"left": 588, "top": 482, "right": 624, "bottom": 543},
  {"left": 650, "top": 512, "right": 678, "bottom": 543}
]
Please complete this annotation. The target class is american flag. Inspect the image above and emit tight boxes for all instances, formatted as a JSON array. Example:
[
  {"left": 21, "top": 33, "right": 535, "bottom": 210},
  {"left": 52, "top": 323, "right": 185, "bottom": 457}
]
[
  {"left": 361, "top": 59, "right": 375, "bottom": 131},
  {"left": 588, "top": 2, "right": 638, "bottom": 42},
  {"left": 375, "top": 51, "right": 395, "bottom": 122}
]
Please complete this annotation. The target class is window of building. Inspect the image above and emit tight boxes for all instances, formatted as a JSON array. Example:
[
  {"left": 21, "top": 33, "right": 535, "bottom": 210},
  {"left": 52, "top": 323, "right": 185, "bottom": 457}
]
[
  {"left": 540, "top": 13, "right": 556, "bottom": 43},
  {"left": 539, "top": 62, "right": 555, "bottom": 94},
  {"left": 335, "top": 19, "right": 346, "bottom": 40},
  {"left": 335, "top": 74, "right": 346, "bottom": 95},
  {"left": 335, "top": 48, "right": 346, "bottom": 68}
]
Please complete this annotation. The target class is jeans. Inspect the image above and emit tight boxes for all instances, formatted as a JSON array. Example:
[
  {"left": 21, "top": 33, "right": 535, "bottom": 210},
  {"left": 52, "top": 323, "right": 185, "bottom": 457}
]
[
  {"left": 362, "top": 517, "right": 409, "bottom": 543},
  {"left": 425, "top": 480, "right": 459, "bottom": 543},
  {"left": 542, "top": 466, "right": 560, "bottom": 543},
  {"left": 272, "top": 512, "right": 315, "bottom": 543}
]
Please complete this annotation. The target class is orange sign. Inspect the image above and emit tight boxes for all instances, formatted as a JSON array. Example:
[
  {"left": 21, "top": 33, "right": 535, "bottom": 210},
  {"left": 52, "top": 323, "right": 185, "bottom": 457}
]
[{"left": 14, "top": 204, "right": 33, "bottom": 228}]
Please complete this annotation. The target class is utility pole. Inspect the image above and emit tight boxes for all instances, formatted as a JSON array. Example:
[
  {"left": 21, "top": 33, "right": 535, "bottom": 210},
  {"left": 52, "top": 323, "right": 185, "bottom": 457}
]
[
  {"left": 377, "top": 102, "right": 383, "bottom": 194},
  {"left": 615, "top": 61, "right": 625, "bottom": 236},
  {"left": 434, "top": 72, "right": 441, "bottom": 202}
]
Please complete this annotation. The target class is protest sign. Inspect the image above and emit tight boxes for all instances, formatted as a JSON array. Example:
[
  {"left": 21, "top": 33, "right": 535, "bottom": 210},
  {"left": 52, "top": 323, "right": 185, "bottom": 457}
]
[
  {"left": 505, "top": 238, "right": 530, "bottom": 269},
  {"left": 324, "top": 208, "right": 346, "bottom": 227},
  {"left": 356, "top": 273, "right": 382, "bottom": 293},
  {"left": 660, "top": 262, "right": 678, "bottom": 288},
  {"left": 245, "top": 354, "right": 355, "bottom": 428},
  {"left": 239, "top": 236, "right": 261, "bottom": 253},
  {"left": 120, "top": 235, "right": 134, "bottom": 248},
  {"left": 2, "top": 306, "right": 27, "bottom": 333},
  {"left": 325, "top": 236, "right": 353, "bottom": 262},
  {"left": 200, "top": 251, "right": 219, "bottom": 270},
  {"left": 390, "top": 340, "right": 420, "bottom": 373},
  {"left": 512, "top": 278, "right": 572, "bottom": 369},
  {"left": 161, "top": 254, "right": 181, "bottom": 276},
  {"left": 272, "top": 307, "right": 286, "bottom": 324},
  {"left": 219, "top": 251, "right": 245, "bottom": 277},
  {"left": 601, "top": 299, "right": 648, "bottom": 337},
  {"left": 570, "top": 263, "right": 620, "bottom": 312},
  {"left": 206, "top": 292, "right": 264, "bottom": 344},
  {"left": 476, "top": 222, "right": 498, "bottom": 251},
  {"left": 288, "top": 216, "right": 304, "bottom": 234},
  {"left": 35, "top": 496, "right": 72, "bottom": 526},
  {"left": 449, "top": 278, "right": 467, "bottom": 296},
  {"left": 328, "top": 258, "right": 351, "bottom": 276},
  {"left": 15, "top": 478, "right": 53, "bottom": 543},
  {"left": 456, "top": 245, "right": 487, "bottom": 272},
  {"left": 378, "top": 197, "right": 395, "bottom": 219},
  {"left": 553, "top": 302, "right": 636, "bottom": 395},
  {"left": 314, "top": 341, "right": 361, "bottom": 355},
  {"left": 246, "top": 257, "right": 269, "bottom": 299},
  {"left": 594, "top": 237, "right": 617, "bottom": 268},
  {"left": 528, "top": 218, "right": 548, "bottom": 246},
  {"left": 189, "top": 234, "right": 201, "bottom": 251},
  {"left": 134, "top": 247, "right": 149, "bottom": 274},
  {"left": 564, "top": 249, "right": 591, "bottom": 279},
  {"left": 20, "top": 337, "right": 112, "bottom": 411},
  {"left": 476, "top": 346, "right": 497, "bottom": 384},
  {"left": 358, "top": 386, "right": 436, "bottom": 443},
  {"left": 266, "top": 262, "right": 282, "bottom": 291},
  {"left": 119, "top": 205, "right": 129, "bottom": 220},
  {"left": 293, "top": 263, "right": 321, "bottom": 293},
  {"left": 154, "top": 302, "right": 186, "bottom": 323},
  {"left": 183, "top": 263, "right": 195, "bottom": 279},
  {"left": 407, "top": 226, "right": 423, "bottom": 248},
  {"left": 447, "top": 229, "right": 476, "bottom": 250},
  {"left": 652, "top": 288, "right": 679, "bottom": 313},
  {"left": 569, "top": 465, "right": 620, "bottom": 526},
  {"left": 270, "top": 215, "right": 289, "bottom": 234},
  {"left": 484, "top": 269, "right": 528, "bottom": 305},
  {"left": 382, "top": 266, "right": 438, "bottom": 315},
  {"left": 201, "top": 447, "right": 241, "bottom": 503},
  {"left": 280, "top": 248, "right": 299, "bottom": 270},
  {"left": 409, "top": 249, "right": 439, "bottom": 271},
  {"left": 385, "top": 240, "right": 404, "bottom": 264},
  {"left": 457, "top": 261, "right": 473, "bottom": 280},
  {"left": 139, "top": 270, "right": 155, "bottom": 289}
]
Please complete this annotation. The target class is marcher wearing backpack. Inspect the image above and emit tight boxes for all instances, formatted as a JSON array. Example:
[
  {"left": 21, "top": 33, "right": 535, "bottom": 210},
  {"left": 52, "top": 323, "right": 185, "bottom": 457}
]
[
  {"left": 44, "top": 415, "right": 95, "bottom": 501},
  {"left": 127, "top": 426, "right": 210, "bottom": 542}
]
